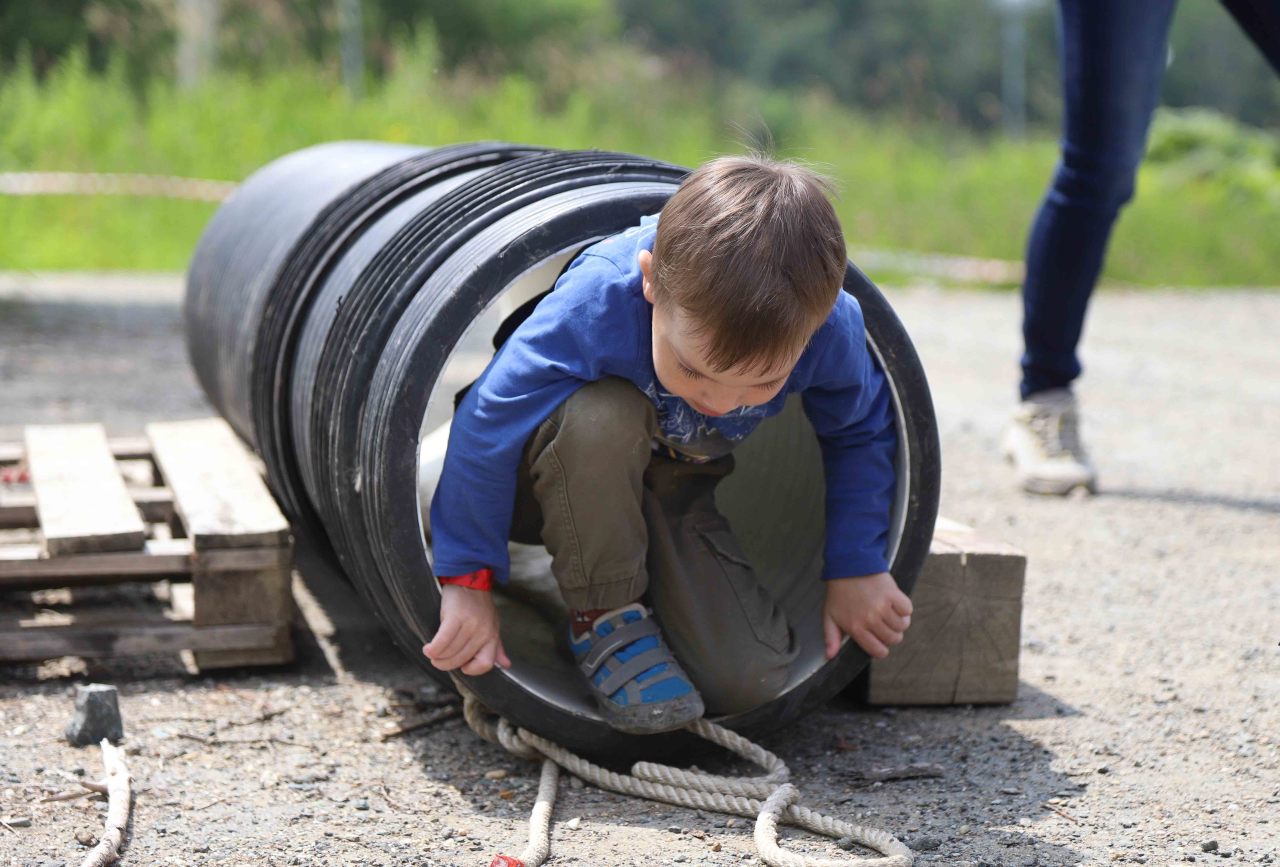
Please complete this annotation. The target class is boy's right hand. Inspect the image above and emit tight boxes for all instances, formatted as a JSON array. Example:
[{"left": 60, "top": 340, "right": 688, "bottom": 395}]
[{"left": 423, "top": 584, "right": 511, "bottom": 676}]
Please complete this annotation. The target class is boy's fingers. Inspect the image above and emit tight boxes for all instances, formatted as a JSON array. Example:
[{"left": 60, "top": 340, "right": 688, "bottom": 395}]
[
  {"left": 822, "top": 614, "right": 843, "bottom": 660},
  {"left": 852, "top": 627, "right": 890, "bottom": 659},
  {"left": 885, "top": 611, "right": 911, "bottom": 632},
  {"left": 423, "top": 618, "right": 462, "bottom": 658},
  {"left": 461, "top": 642, "right": 497, "bottom": 676},
  {"left": 891, "top": 594, "right": 913, "bottom": 617},
  {"left": 869, "top": 619, "right": 904, "bottom": 647},
  {"left": 433, "top": 632, "right": 487, "bottom": 671},
  {"left": 495, "top": 640, "right": 512, "bottom": 670}
]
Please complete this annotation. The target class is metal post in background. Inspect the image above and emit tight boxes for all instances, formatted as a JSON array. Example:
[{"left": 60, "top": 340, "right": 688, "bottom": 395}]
[
  {"left": 176, "top": 0, "right": 220, "bottom": 89},
  {"left": 996, "top": 0, "right": 1034, "bottom": 138},
  {"left": 339, "top": 0, "right": 364, "bottom": 99}
]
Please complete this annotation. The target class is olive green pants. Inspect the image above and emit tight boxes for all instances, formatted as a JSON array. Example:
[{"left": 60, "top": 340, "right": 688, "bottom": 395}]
[{"left": 509, "top": 377, "right": 798, "bottom": 714}]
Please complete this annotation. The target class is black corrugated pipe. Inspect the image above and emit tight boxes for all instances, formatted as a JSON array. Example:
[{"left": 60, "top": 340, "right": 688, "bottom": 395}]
[{"left": 184, "top": 141, "right": 941, "bottom": 760}]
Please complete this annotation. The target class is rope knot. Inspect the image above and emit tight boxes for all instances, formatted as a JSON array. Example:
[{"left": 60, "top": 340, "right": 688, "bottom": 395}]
[{"left": 459, "top": 691, "right": 913, "bottom": 867}]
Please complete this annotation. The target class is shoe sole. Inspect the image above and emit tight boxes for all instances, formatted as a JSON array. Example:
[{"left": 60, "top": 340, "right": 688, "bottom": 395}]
[
  {"left": 597, "top": 692, "right": 706, "bottom": 735},
  {"left": 1021, "top": 477, "right": 1098, "bottom": 496},
  {"left": 1003, "top": 435, "right": 1097, "bottom": 496}
]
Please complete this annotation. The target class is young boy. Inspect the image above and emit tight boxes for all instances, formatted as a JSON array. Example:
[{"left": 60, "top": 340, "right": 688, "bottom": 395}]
[{"left": 424, "top": 155, "right": 912, "bottom": 734}]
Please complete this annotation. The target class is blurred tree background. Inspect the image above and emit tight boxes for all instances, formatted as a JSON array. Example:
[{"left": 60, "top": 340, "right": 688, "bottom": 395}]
[{"left": 0, "top": 0, "right": 1276, "bottom": 283}]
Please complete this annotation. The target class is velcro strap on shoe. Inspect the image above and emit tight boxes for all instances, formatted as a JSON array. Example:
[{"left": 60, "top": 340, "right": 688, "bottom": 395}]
[
  {"left": 595, "top": 647, "right": 673, "bottom": 698},
  {"left": 580, "top": 617, "right": 661, "bottom": 676}
]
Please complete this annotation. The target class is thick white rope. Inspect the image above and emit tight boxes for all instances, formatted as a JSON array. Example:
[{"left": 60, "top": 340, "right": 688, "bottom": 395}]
[{"left": 461, "top": 691, "right": 913, "bottom": 867}]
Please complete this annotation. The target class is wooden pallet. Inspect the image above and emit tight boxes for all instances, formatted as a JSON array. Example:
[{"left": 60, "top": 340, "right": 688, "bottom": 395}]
[{"left": 0, "top": 418, "right": 294, "bottom": 670}]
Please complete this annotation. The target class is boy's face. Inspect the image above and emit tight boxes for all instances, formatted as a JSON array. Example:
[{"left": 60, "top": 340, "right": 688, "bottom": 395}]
[{"left": 638, "top": 250, "right": 796, "bottom": 417}]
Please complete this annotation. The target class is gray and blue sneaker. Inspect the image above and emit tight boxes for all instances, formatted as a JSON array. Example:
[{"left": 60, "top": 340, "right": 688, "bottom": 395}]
[{"left": 569, "top": 603, "right": 705, "bottom": 735}]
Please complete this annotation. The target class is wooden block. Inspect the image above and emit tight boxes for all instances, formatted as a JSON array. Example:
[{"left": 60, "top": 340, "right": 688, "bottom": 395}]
[
  {"left": 174, "top": 549, "right": 295, "bottom": 669},
  {"left": 146, "top": 418, "right": 290, "bottom": 550},
  {"left": 865, "top": 519, "right": 1026, "bottom": 705},
  {"left": 24, "top": 424, "right": 147, "bottom": 556}
]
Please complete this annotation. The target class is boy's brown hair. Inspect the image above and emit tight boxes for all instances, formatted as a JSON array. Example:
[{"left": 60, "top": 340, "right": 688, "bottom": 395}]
[{"left": 651, "top": 154, "right": 847, "bottom": 375}]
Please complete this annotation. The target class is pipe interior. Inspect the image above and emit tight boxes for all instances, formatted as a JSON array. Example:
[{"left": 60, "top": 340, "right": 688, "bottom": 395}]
[{"left": 418, "top": 248, "right": 904, "bottom": 720}]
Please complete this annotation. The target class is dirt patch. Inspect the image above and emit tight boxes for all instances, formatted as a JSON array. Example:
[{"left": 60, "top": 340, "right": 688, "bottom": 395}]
[{"left": 1, "top": 280, "right": 1277, "bottom": 866}]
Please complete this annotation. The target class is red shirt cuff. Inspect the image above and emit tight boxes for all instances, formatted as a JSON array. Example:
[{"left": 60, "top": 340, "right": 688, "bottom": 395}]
[{"left": 438, "top": 568, "right": 493, "bottom": 592}]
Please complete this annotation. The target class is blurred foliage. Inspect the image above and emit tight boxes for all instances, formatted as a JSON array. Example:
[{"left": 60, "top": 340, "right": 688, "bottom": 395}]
[
  {"left": 616, "top": 0, "right": 1061, "bottom": 130},
  {"left": 1, "top": 0, "right": 1278, "bottom": 131},
  {"left": 1146, "top": 108, "right": 1280, "bottom": 210},
  {"left": 1, "top": 39, "right": 1277, "bottom": 285}
]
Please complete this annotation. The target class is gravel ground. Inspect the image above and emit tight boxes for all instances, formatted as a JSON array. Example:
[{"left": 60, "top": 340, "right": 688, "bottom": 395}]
[{"left": 0, "top": 275, "right": 1276, "bottom": 867}]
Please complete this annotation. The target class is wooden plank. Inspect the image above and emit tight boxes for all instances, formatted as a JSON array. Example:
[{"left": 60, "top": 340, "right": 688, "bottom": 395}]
[
  {"left": 0, "top": 434, "right": 152, "bottom": 466},
  {"left": 147, "top": 418, "right": 289, "bottom": 550},
  {"left": 865, "top": 519, "right": 1026, "bottom": 706},
  {"left": 0, "top": 538, "right": 288, "bottom": 589},
  {"left": 0, "top": 617, "right": 280, "bottom": 662},
  {"left": 23, "top": 424, "right": 147, "bottom": 556},
  {"left": 0, "top": 486, "right": 173, "bottom": 529},
  {"left": 171, "top": 581, "right": 294, "bottom": 669}
]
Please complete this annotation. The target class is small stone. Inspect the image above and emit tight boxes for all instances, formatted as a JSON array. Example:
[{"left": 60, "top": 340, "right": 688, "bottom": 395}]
[
  {"left": 836, "top": 837, "right": 856, "bottom": 851},
  {"left": 910, "top": 835, "right": 942, "bottom": 851},
  {"left": 667, "top": 825, "right": 682, "bottom": 834},
  {"left": 353, "top": 799, "right": 369, "bottom": 810},
  {"left": 65, "top": 684, "right": 124, "bottom": 746},
  {"left": 674, "top": 857, "right": 687, "bottom": 863},
  {"left": 569, "top": 777, "right": 585, "bottom": 790},
  {"left": 441, "top": 827, "right": 455, "bottom": 839},
  {"left": 484, "top": 769, "right": 508, "bottom": 780},
  {"left": 75, "top": 829, "right": 97, "bottom": 847},
  {"left": 499, "top": 790, "right": 514, "bottom": 800},
  {"left": 958, "top": 825, "right": 971, "bottom": 835},
  {"left": 711, "top": 842, "right": 721, "bottom": 852},
  {"left": 1200, "top": 841, "right": 1218, "bottom": 853},
  {"left": 1097, "top": 765, "right": 1111, "bottom": 775},
  {"left": 193, "top": 844, "right": 210, "bottom": 853},
  {"left": 286, "top": 768, "right": 332, "bottom": 784},
  {"left": 564, "top": 817, "right": 581, "bottom": 830}
]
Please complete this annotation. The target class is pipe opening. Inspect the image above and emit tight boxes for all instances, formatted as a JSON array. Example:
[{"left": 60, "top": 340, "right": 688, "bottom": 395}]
[{"left": 416, "top": 245, "right": 909, "bottom": 721}]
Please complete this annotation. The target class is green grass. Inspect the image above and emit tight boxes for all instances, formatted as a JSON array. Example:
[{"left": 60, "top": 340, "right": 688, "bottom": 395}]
[{"left": 2, "top": 46, "right": 1277, "bottom": 285}]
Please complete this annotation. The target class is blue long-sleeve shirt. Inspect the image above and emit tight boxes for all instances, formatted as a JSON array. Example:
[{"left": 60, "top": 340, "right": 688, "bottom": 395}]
[{"left": 429, "top": 215, "right": 898, "bottom": 584}]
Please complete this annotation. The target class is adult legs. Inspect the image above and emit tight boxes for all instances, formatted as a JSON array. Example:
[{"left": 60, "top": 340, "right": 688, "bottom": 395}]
[{"left": 1019, "top": 0, "right": 1178, "bottom": 400}]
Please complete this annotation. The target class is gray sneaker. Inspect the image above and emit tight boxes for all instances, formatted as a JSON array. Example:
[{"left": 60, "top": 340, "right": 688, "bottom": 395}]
[{"left": 1002, "top": 388, "right": 1098, "bottom": 495}]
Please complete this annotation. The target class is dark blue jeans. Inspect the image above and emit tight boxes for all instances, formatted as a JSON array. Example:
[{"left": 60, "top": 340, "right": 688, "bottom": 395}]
[{"left": 1019, "top": 0, "right": 1176, "bottom": 400}]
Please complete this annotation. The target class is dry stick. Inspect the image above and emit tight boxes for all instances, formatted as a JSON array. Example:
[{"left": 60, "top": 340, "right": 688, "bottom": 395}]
[
  {"left": 78, "top": 740, "right": 130, "bottom": 867},
  {"left": 378, "top": 705, "right": 460, "bottom": 741},
  {"left": 192, "top": 794, "right": 232, "bottom": 811},
  {"left": 378, "top": 784, "right": 407, "bottom": 812},
  {"left": 174, "top": 731, "right": 318, "bottom": 751},
  {"left": 1041, "top": 802, "right": 1081, "bottom": 824},
  {"left": 40, "top": 779, "right": 109, "bottom": 803},
  {"left": 226, "top": 707, "right": 288, "bottom": 727},
  {"left": 848, "top": 763, "right": 945, "bottom": 787}
]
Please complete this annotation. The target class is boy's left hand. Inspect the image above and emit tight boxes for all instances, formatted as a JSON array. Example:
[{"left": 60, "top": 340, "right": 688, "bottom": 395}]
[{"left": 822, "top": 572, "right": 912, "bottom": 660}]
